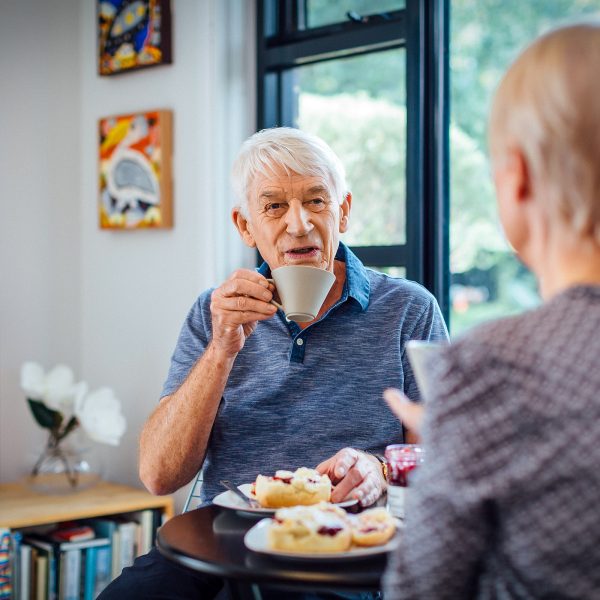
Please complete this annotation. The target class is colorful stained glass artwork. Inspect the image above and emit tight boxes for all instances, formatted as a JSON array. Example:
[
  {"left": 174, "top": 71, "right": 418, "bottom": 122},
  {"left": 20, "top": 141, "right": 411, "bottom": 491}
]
[
  {"left": 98, "top": 110, "right": 173, "bottom": 229},
  {"left": 98, "top": 0, "right": 172, "bottom": 76}
]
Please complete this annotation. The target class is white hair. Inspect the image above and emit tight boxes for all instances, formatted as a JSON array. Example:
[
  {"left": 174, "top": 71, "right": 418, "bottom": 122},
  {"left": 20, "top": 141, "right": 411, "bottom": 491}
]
[
  {"left": 489, "top": 21, "right": 600, "bottom": 243},
  {"left": 231, "top": 127, "right": 349, "bottom": 216}
]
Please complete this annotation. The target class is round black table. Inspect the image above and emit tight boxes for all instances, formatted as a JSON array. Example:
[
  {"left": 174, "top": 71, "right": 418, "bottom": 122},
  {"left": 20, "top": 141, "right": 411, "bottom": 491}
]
[{"left": 156, "top": 504, "right": 393, "bottom": 597}]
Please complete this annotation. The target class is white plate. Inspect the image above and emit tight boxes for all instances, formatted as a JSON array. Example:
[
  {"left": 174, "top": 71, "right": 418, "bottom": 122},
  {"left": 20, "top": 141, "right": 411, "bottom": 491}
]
[
  {"left": 213, "top": 483, "right": 358, "bottom": 515},
  {"left": 244, "top": 518, "right": 402, "bottom": 561}
]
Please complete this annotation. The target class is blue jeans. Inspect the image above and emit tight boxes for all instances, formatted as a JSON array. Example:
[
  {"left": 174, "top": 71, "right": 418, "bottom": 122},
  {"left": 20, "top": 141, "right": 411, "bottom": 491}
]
[
  {"left": 97, "top": 547, "right": 223, "bottom": 599},
  {"left": 97, "top": 547, "right": 382, "bottom": 600}
]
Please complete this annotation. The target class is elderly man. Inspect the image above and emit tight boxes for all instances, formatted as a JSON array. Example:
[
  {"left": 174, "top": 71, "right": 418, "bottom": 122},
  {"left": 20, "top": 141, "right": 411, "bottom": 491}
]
[
  {"left": 384, "top": 22, "right": 600, "bottom": 599},
  {"left": 100, "top": 127, "right": 447, "bottom": 599}
]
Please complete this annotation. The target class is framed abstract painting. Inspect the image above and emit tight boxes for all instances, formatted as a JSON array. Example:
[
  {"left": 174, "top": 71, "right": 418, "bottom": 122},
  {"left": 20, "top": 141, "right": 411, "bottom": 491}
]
[
  {"left": 98, "top": 0, "right": 172, "bottom": 76},
  {"left": 98, "top": 110, "right": 173, "bottom": 230}
]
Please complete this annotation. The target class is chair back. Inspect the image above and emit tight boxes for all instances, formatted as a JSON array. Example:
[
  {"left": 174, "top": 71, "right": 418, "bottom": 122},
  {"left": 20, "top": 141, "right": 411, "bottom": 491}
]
[{"left": 182, "top": 471, "right": 204, "bottom": 512}]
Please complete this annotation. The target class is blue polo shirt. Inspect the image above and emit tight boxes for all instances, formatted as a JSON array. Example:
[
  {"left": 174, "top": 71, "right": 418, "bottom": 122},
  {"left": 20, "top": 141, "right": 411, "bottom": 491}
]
[{"left": 162, "top": 243, "right": 448, "bottom": 502}]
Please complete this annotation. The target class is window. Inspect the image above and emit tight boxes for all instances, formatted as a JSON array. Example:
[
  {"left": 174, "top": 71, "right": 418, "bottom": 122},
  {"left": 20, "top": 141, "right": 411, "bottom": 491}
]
[
  {"left": 305, "top": 1, "right": 406, "bottom": 29},
  {"left": 295, "top": 48, "right": 407, "bottom": 248},
  {"left": 449, "top": 0, "right": 600, "bottom": 334},
  {"left": 257, "top": 0, "right": 449, "bottom": 318},
  {"left": 259, "top": 1, "right": 600, "bottom": 333}
]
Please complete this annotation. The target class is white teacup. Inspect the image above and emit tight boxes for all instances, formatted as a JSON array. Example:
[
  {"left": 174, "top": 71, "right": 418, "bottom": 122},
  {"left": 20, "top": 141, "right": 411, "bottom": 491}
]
[{"left": 268, "top": 265, "right": 336, "bottom": 323}]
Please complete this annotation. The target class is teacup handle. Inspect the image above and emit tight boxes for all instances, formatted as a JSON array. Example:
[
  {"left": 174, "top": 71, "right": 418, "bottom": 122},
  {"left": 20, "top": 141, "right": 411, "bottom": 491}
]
[{"left": 265, "top": 278, "right": 284, "bottom": 311}]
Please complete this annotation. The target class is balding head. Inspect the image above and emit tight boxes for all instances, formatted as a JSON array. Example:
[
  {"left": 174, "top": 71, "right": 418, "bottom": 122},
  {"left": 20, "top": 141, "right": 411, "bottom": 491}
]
[{"left": 489, "top": 22, "right": 600, "bottom": 243}]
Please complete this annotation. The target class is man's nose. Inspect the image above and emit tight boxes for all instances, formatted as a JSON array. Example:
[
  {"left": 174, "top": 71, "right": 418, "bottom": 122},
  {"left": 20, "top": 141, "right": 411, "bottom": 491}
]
[{"left": 285, "top": 200, "right": 313, "bottom": 236}]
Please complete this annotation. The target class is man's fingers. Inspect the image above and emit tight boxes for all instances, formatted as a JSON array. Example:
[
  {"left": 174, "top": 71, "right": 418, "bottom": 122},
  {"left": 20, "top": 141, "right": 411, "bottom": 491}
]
[
  {"left": 227, "top": 268, "right": 271, "bottom": 287},
  {"left": 351, "top": 472, "right": 382, "bottom": 507},
  {"left": 315, "top": 457, "right": 333, "bottom": 474},
  {"left": 332, "top": 448, "right": 359, "bottom": 480},
  {"left": 383, "top": 388, "right": 424, "bottom": 434},
  {"left": 218, "top": 278, "right": 274, "bottom": 303},
  {"left": 318, "top": 449, "right": 385, "bottom": 506},
  {"left": 330, "top": 456, "right": 369, "bottom": 502},
  {"left": 215, "top": 295, "right": 277, "bottom": 317},
  {"left": 316, "top": 448, "right": 359, "bottom": 481},
  {"left": 331, "top": 473, "right": 363, "bottom": 502}
]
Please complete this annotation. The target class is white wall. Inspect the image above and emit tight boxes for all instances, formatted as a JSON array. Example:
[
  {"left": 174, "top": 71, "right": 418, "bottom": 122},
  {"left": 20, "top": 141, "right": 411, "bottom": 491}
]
[
  {"left": 0, "top": 0, "right": 256, "bottom": 513},
  {"left": 0, "top": 0, "right": 83, "bottom": 480}
]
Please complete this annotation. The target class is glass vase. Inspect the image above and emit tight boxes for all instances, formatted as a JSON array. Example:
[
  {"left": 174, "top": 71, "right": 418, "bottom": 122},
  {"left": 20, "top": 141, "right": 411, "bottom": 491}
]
[{"left": 26, "top": 434, "right": 102, "bottom": 494}]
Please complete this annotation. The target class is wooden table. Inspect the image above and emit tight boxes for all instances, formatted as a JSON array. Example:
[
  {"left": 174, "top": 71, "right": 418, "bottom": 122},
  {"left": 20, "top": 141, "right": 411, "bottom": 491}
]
[{"left": 157, "top": 504, "right": 394, "bottom": 598}]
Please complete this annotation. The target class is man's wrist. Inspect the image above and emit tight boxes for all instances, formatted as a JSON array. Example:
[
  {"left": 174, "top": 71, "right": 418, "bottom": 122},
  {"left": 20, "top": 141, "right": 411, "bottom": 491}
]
[
  {"left": 373, "top": 453, "right": 389, "bottom": 484},
  {"left": 206, "top": 341, "right": 238, "bottom": 365},
  {"left": 361, "top": 451, "right": 388, "bottom": 487}
]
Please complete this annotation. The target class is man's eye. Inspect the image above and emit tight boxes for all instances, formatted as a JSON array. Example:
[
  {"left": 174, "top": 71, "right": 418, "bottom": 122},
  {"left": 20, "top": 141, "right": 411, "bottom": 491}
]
[
  {"left": 307, "top": 198, "right": 325, "bottom": 209},
  {"left": 265, "top": 203, "right": 286, "bottom": 216}
]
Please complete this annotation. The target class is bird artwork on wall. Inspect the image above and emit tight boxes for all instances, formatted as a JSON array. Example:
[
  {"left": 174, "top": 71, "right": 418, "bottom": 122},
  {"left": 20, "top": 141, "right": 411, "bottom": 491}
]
[
  {"left": 98, "top": 0, "right": 172, "bottom": 76},
  {"left": 98, "top": 110, "right": 173, "bottom": 229}
]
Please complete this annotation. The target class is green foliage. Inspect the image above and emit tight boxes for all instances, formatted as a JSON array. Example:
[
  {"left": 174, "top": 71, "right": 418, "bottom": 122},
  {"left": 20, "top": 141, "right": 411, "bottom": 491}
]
[
  {"left": 451, "top": 0, "right": 600, "bottom": 149},
  {"left": 26, "top": 399, "right": 80, "bottom": 441},
  {"left": 449, "top": 122, "right": 506, "bottom": 272},
  {"left": 296, "top": 0, "right": 600, "bottom": 335},
  {"left": 448, "top": 0, "right": 600, "bottom": 333},
  {"left": 298, "top": 92, "right": 507, "bottom": 261},
  {"left": 298, "top": 93, "right": 406, "bottom": 247},
  {"left": 27, "top": 398, "right": 63, "bottom": 431},
  {"left": 297, "top": 45, "right": 405, "bottom": 106}
]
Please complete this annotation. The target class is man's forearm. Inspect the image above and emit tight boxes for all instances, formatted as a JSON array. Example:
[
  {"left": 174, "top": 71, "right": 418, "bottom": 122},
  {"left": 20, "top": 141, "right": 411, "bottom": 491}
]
[{"left": 139, "top": 342, "right": 236, "bottom": 495}]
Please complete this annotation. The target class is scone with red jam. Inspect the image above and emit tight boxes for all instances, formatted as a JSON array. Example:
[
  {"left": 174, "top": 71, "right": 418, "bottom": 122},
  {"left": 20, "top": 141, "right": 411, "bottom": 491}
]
[
  {"left": 349, "top": 507, "right": 396, "bottom": 546},
  {"left": 267, "top": 503, "right": 352, "bottom": 553},
  {"left": 255, "top": 467, "right": 331, "bottom": 508}
]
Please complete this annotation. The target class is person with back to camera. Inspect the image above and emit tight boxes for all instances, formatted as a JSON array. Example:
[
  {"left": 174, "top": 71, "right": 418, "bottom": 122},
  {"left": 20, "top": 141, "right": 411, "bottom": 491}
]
[
  {"left": 99, "top": 126, "right": 448, "bottom": 599},
  {"left": 383, "top": 22, "right": 600, "bottom": 599}
]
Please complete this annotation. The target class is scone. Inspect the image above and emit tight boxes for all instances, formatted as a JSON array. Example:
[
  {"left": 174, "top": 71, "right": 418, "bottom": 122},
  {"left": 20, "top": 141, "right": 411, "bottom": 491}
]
[
  {"left": 254, "top": 467, "right": 331, "bottom": 508},
  {"left": 350, "top": 507, "right": 397, "bottom": 547},
  {"left": 267, "top": 503, "right": 352, "bottom": 553}
]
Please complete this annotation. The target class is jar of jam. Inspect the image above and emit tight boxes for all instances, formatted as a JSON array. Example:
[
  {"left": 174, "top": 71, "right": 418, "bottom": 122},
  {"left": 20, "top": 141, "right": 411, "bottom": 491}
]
[{"left": 385, "top": 444, "right": 424, "bottom": 519}]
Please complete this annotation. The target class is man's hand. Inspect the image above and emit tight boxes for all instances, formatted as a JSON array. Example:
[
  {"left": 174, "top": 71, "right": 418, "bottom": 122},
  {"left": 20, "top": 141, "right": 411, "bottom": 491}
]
[
  {"left": 210, "top": 269, "right": 277, "bottom": 357},
  {"left": 384, "top": 388, "right": 424, "bottom": 437},
  {"left": 316, "top": 448, "right": 386, "bottom": 507}
]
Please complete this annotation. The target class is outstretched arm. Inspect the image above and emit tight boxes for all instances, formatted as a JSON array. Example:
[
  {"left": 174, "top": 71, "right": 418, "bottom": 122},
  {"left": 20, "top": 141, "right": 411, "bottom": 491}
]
[
  {"left": 139, "top": 269, "right": 277, "bottom": 495},
  {"left": 384, "top": 387, "right": 424, "bottom": 439}
]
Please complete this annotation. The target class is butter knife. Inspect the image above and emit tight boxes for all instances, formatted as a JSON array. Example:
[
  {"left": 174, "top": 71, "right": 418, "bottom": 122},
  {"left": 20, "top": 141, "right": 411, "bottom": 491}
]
[{"left": 220, "top": 479, "right": 261, "bottom": 509}]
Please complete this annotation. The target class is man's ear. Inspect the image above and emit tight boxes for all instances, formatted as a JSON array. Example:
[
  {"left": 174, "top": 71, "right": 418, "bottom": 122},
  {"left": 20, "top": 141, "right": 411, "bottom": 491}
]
[
  {"left": 339, "top": 192, "right": 352, "bottom": 234},
  {"left": 232, "top": 207, "right": 257, "bottom": 248}
]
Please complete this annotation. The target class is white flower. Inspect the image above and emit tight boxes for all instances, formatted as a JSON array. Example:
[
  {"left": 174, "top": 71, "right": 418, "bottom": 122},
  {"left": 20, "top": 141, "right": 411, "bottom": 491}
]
[
  {"left": 22, "top": 361, "right": 127, "bottom": 447},
  {"left": 75, "top": 387, "right": 126, "bottom": 446},
  {"left": 20, "top": 362, "right": 80, "bottom": 415},
  {"left": 44, "top": 365, "right": 76, "bottom": 413},
  {"left": 20, "top": 362, "right": 46, "bottom": 398}
]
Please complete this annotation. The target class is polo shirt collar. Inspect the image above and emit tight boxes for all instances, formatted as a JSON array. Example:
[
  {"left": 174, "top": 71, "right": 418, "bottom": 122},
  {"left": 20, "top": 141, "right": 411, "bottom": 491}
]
[{"left": 256, "top": 242, "right": 370, "bottom": 311}]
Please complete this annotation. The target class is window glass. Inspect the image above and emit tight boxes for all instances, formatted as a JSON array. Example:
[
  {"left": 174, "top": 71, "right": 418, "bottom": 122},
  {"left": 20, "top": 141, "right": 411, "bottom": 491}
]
[
  {"left": 306, "top": 0, "right": 405, "bottom": 29},
  {"left": 450, "top": 1, "right": 600, "bottom": 335},
  {"left": 375, "top": 266, "right": 406, "bottom": 278},
  {"left": 292, "top": 48, "right": 407, "bottom": 247}
]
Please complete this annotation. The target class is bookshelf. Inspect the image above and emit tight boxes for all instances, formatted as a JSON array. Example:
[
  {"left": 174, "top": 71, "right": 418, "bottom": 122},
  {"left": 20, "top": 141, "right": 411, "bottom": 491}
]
[
  {"left": 0, "top": 480, "right": 174, "bottom": 529},
  {"left": 0, "top": 480, "right": 174, "bottom": 599}
]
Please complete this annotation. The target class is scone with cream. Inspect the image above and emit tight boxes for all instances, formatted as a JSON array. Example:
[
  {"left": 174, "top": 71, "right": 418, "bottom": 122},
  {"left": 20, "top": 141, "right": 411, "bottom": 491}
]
[
  {"left": 349, "top": 507, "right": 397, "bottom": 547},
  {"left": 267, "top": 503, "right": 352, "bottom": 553},
  {"left": 254, "top": 467, "right": 331, "bottom": 508}
]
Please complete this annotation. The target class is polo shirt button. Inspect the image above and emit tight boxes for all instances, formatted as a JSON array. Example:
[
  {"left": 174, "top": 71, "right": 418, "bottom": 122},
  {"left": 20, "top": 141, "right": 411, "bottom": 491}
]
[{"left": 296, "top": 338, "right": 304, "bottom": 346}]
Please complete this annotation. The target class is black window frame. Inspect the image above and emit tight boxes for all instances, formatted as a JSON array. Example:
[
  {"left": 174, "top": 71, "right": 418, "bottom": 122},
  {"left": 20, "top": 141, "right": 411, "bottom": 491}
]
[{"left": 256, "top": 0, "right": 450, "bottom": 321}]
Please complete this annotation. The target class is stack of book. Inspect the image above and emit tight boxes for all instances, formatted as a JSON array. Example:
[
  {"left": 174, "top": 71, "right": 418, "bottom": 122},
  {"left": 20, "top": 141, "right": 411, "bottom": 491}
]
[{"left": 3, "top": 508, "right": 162, "bottom": 600}]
